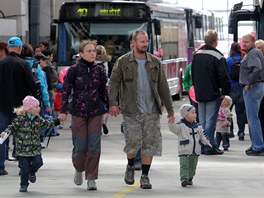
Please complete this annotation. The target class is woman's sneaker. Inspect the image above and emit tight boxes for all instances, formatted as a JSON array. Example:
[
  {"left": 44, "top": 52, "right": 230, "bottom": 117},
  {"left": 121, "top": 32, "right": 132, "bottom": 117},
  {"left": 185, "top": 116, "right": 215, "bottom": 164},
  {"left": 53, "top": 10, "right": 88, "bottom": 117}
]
[
  {"left": 74, "top": 171, "right": 83, "bottom": 185},
  {"left": 87, "top": 179, "right": 97, "bottom": 190}
]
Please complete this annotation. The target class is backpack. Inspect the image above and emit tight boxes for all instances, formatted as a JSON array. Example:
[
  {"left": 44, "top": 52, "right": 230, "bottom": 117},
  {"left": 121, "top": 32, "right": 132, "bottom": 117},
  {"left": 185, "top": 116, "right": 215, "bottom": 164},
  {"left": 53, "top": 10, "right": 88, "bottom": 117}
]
[
  {"left": 31, "top": 61, "right": 42, "bottom": 100},
  {"left": 230, "top": 57, "right": 242, "bottom": 82},
  {"left": 47, "top": 65, "right": 59, "bottom": 89}
]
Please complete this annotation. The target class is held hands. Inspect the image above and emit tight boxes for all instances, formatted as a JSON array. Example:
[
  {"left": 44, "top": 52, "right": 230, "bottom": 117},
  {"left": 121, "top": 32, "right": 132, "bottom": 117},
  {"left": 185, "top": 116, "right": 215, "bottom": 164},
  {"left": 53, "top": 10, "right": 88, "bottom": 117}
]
[
  {"left": 58, "top": 113, "right": 67, "bottom": 123},
  {"left": 109, "top": 106, "right": 120, "bottom": 117},
  {"left": 168, "top": 113, "right": 175, "bottom": 123}
]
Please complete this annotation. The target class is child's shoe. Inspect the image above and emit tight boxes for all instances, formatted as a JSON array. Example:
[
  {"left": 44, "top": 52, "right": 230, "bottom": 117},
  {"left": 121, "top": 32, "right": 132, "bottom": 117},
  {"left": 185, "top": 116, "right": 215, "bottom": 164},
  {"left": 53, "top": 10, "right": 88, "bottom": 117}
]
[
  {"left": 19, "top": 186, "right": 28, "bottom": 192},
  {"left": 187, "top": 179, "right": 193, "bottom": 185},
  {"left": 29, "top": 174, "right": 36, "bottom": 183},
  {"left": 181, "top": 180, "right": 188, "bottom": 187}
]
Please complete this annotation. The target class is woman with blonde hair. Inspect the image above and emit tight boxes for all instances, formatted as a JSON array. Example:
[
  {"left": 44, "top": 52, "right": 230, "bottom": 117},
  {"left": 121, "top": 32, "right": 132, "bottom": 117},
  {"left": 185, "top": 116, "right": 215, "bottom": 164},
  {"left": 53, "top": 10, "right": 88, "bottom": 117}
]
[{"left": 95, "top": 45, "right": 112, "bottom": 135}]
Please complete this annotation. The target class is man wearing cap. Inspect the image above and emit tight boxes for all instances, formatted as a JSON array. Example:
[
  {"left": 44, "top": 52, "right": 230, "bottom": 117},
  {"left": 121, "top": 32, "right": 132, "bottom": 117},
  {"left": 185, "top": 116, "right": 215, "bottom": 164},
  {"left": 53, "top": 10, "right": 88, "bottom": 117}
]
[{"left": 0, "top": 36, "right": 37, "bottom": 175}]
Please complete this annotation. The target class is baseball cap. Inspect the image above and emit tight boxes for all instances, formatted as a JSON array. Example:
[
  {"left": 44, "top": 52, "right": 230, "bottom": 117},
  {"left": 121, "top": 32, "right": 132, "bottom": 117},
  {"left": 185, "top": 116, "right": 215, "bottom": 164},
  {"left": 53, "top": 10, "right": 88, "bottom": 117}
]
[{"left": 8, "top": 37, "right": 23, "bottom": 47}]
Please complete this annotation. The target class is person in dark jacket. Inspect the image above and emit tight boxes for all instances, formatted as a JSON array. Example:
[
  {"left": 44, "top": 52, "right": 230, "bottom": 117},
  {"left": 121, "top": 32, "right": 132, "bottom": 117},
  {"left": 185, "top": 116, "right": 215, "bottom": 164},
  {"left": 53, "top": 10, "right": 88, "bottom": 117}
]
[
  {"left": 192, "top": 30, "right": 230, "bottom": 155},
  {"left": 226, "top": 42, "right": 246, "bottom": 141},
  {"left": 0, "top": 37, "right": 37, "bottom": 176},
  {"left": 59, "top": 40, "right": 108, "bottom": 190}
]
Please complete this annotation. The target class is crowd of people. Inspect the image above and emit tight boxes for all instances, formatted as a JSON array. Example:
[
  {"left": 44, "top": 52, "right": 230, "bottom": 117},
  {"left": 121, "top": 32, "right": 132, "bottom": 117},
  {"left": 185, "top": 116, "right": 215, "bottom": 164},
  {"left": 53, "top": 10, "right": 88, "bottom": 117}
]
[{"left": 0, "top": 28, "right": 264, "bottom": 194}]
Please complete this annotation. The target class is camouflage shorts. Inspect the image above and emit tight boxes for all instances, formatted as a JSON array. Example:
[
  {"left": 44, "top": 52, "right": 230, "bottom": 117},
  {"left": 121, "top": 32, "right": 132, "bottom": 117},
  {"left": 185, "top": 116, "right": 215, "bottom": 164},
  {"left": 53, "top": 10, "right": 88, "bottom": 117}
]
[{"left": 122, "top": 113, "right": 162, "bottom": 156}]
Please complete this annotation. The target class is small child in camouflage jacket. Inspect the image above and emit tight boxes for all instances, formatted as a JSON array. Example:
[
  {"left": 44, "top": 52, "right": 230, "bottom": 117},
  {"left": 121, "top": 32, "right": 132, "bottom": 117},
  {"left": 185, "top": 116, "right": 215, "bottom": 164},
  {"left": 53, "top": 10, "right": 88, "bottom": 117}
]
[{"left": 0, "top": 96, "right": 60, "bottom": 193}]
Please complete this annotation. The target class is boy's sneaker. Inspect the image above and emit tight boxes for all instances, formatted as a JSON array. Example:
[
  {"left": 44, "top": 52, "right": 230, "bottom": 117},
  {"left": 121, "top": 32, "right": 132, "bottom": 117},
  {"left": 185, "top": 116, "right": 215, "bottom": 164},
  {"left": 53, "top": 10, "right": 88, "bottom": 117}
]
[
  {"left": 187, "top": 180, "right": 193, "bottom": 185},
  {"left": 29, "top": 174, "right": 36, "bottom": 183},
  {"left": 19, "top": 186, "right": 28, "bottom": 192},
  {"left": 74, "top": 171, "right": 83, "bottom": 185},
  {"left": 181, "top": 180, "right": 189, "bottom": 187},
  {"left": 124, "top": 165, "right": 135, "bottom": 185},
  {"left": 140, "top": 175, "right": 152, "bottom": 189},
  {"left": 87, "top": 179, "right": 97, "bottom": 190}
]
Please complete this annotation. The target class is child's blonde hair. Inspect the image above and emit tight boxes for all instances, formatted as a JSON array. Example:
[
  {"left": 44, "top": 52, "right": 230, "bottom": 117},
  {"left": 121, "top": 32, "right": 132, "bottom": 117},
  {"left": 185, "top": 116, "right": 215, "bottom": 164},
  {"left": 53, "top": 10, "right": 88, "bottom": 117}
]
[
  {"left": 224, "top": 95, "right": 232, "bottom": 108},
  {"left": 13, "top": 106, "right": 25, "bottom": 116}
]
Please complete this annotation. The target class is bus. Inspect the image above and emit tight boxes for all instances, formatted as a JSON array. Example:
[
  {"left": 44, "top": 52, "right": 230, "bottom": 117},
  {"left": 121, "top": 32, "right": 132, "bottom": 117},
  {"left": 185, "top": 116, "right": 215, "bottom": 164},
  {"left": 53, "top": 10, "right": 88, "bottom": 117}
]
[
  {"left": 51, "top": 0, "right": 223, "bottom": 99},
  {"left": 228, "top": 1, "right": 261, "bottom": 42}
]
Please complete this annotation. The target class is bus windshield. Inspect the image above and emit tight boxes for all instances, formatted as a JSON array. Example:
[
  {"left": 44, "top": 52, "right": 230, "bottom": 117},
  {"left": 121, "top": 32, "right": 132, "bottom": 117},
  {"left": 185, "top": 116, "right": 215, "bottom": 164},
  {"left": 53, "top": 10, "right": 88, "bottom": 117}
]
[{"left": 57, "top": 21, "right": 148, "bottom": 66}]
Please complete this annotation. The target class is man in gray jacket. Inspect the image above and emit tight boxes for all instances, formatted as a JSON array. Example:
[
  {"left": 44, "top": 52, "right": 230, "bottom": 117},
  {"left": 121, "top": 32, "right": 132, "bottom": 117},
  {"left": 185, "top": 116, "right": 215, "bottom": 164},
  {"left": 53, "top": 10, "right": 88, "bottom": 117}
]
[
  {"left": 109, "top": 30, "right": 174, "bottom": 189},
  {"left": 240, "top": 33, "right": 264, "bottom": 156}
]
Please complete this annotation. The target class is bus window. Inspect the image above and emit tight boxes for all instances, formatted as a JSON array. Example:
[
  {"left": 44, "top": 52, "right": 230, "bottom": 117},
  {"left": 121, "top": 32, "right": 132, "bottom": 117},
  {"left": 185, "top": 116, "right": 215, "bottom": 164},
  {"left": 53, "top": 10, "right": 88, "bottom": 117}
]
[{"left": 57, "top": 21, "right": 148, "bottom": 65}]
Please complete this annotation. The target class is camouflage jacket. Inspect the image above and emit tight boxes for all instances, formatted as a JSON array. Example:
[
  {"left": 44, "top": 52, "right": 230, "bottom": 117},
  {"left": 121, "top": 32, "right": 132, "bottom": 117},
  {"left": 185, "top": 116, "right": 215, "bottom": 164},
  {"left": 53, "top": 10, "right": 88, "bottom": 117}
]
[{"left": 5, "top": 114, "right": 60, "bottom": 157}]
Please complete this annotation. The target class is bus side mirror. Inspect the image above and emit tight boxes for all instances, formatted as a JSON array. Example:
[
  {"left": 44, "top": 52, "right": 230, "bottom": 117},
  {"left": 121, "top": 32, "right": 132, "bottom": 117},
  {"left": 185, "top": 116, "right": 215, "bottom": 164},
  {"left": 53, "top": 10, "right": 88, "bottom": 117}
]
[
  {"left": 195, "top": 15, "right": 202, "bottom": 28},
  {"left": 50, "top": 24, "right": 57, "bottom": 42},
  {"left": 154, "top": 19, "right": 161, "bottom": 35}
]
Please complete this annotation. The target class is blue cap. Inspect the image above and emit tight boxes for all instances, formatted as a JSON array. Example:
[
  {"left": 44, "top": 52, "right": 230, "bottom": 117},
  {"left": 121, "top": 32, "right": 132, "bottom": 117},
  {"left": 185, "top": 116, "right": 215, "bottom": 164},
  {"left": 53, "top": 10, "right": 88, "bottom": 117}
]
[{"left": 8, "top": 37, "right": 23, "bottom": 47}]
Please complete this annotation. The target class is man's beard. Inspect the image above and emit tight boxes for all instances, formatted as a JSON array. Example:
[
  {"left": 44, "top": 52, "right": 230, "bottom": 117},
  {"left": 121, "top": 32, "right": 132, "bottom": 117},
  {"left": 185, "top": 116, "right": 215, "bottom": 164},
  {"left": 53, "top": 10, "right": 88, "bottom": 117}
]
[{"left": 136, "top": 47, "right": 147, "bottom": 54}]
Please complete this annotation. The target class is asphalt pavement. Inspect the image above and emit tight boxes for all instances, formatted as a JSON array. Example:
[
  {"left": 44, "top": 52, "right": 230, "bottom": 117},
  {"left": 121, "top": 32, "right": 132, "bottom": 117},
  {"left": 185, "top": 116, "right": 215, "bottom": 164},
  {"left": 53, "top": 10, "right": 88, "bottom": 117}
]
[{"left": 1, "top": 96, "right": 264, "bottom": 198}]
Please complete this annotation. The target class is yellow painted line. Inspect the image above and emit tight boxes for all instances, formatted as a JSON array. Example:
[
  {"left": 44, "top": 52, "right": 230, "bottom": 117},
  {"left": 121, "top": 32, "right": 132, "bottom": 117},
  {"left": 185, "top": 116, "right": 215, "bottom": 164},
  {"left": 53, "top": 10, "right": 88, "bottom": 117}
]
[{"left": 112, "top": 181, "right": 140, "bottom": 198}]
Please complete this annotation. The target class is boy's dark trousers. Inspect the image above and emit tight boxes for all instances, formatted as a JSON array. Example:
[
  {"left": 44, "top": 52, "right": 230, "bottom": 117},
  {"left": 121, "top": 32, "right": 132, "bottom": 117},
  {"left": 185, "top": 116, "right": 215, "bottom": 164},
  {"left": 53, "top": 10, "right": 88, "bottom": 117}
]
[
  {"left": 18, "top": 155, "right": 43, "bottom": 187},
  {"left": 215, "top": 132, "right": 230, "bottom": 149}
]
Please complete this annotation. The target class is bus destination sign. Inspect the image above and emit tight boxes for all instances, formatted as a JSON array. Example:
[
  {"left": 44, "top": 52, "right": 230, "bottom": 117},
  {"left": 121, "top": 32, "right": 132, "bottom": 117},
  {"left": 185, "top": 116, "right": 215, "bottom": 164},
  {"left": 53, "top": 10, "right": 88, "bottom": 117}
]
[
  {"left": 60, "top": 2, "right": 150, "bottom": 21},
  {"left": 77, "top": 8, "right": 121, "bottom": 17}
]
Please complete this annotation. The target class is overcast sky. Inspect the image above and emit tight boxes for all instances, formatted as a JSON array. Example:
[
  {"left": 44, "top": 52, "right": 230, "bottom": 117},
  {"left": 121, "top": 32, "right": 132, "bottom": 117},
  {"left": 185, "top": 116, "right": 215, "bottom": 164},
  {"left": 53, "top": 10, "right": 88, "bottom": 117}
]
[{"left": 163, "top": 0, "right": 255, "bottom": 11}]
